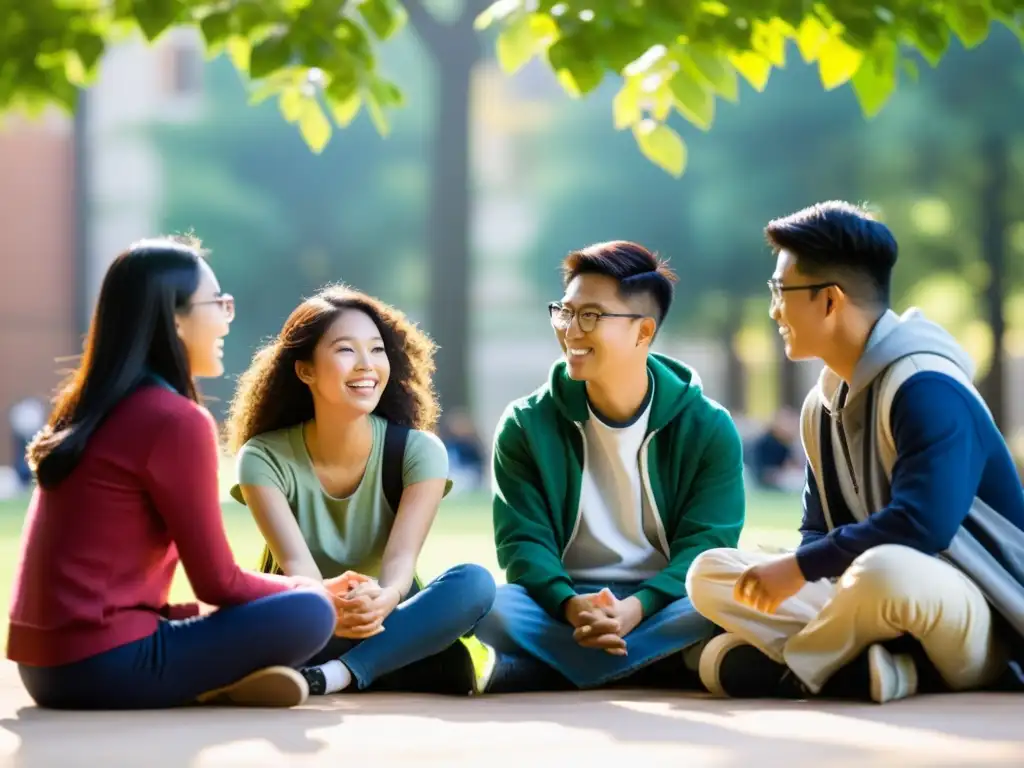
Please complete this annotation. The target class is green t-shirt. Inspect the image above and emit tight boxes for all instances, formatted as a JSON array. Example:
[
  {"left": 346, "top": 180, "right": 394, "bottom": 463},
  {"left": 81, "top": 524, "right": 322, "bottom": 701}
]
[{"left": 229, "top": 414, "right": 450, "bottom": 579}]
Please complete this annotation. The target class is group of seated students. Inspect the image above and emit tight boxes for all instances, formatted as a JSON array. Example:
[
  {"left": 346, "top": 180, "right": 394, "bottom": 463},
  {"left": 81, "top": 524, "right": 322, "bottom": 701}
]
[{"left": 7, "top": 200, "right": 1024, "bottom": 711}]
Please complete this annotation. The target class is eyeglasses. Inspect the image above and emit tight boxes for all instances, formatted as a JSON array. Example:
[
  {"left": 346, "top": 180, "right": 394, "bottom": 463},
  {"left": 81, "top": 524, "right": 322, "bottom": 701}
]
[
  {"left": 767, "top": 279, "right": 838, "bottom": 303},
  {"left": 191, "top": 293, "right": 235, "bottom": 321},
  {"left": 548, "top": 302, "right": 646, "bottom": 334}
]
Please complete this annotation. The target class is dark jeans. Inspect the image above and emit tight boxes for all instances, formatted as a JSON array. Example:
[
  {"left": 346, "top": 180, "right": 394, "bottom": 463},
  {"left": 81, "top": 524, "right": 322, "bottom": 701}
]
[
  {"left": 307, "top": 563, "right": 496, "bottom": 690},
  {"left": 19, "top": 590, "right": 336, "bottom": 710}
]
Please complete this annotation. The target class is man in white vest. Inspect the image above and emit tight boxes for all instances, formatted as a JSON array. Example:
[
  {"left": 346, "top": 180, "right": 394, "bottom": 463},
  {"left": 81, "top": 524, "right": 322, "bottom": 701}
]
[{"left": 686, "top": 200, "right": 1024, "bottom": 704}]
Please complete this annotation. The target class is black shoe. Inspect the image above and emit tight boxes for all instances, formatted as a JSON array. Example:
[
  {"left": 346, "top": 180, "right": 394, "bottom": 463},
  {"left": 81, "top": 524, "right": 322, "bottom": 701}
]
[
  {"left": 698, "top": 633, "right": 811, "bottom": 699},
  {"left": 298, "top": 666, "right": 327, "bottom": 696},
  {"left": 371, "top": 640, "right": 481, "bottom": 695}
]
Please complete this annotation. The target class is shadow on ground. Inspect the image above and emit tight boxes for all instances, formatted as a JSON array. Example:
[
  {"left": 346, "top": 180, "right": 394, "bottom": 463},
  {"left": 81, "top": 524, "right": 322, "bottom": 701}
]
[{"left": 2, "top": 681, "right": 1021, "bottom": 768}]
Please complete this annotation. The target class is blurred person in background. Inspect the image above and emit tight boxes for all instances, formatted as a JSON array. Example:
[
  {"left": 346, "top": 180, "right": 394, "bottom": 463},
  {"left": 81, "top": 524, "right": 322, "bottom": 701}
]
[
  {"left": 688, "top": 201, "right": 1024, "bottom": 704},
  {"left": 438, "top": 408, "right": 485, "bottom": 493},
  {"left": 7, "top": 237, "right": 337, "bottom": 710},
  {"left": 746, "top": 407, "right": 805, "bottom": 493},
  {"left": 475, "top": 241, "right": 746, "bottom": 693},
  {"left": 227, "top": 285, "right": 495, "bottom": 698}
]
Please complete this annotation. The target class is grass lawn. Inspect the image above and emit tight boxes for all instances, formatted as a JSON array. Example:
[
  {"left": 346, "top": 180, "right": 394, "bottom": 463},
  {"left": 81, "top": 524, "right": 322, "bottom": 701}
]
[{"left": 0, "top": 485, "right": 801, "bottom": 646}]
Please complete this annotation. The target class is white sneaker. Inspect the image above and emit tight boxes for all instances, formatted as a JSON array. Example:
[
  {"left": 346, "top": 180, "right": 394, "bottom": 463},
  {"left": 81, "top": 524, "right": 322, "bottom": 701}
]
[
  {"left": 868, "top": 644, "right": 918, "bottom": 704},
  {"left": 198, "top": 666, "right": 309, "bottom": 707}
]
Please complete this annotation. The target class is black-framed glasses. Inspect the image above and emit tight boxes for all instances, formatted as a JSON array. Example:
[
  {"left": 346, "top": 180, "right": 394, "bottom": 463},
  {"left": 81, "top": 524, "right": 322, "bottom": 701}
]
[
  {"left": 548, "top": 302, "right": 645, "bottom": 333},
  {"left": 767, "top": 279, "right": 838, "bottom": 303},
  {"left": 191, "top": 293, "right": 235, "bottom": 321}
]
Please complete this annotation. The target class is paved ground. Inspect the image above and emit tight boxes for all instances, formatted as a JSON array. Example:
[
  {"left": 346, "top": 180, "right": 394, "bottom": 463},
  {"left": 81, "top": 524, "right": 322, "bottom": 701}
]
[{"left": 0, "top": 661, "right": 1021, "bottom": 767}]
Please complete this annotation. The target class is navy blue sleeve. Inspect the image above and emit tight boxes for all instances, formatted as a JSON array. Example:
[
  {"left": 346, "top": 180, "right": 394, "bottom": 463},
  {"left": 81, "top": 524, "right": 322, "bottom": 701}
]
[
  {"left": 799, "top": 463, "right": 828, "bottom": 547},
  {"left": 795, "top": 373, "right": 985, "bottom": 582}
]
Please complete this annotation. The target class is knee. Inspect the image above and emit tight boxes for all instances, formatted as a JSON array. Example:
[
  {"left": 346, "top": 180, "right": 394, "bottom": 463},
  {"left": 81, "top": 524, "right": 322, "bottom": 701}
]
[
  {"left": 443, "top": 563, "right": 497, "bottom": 621},
  {"left": 286, "top": 589, "right": 337, "bottom": 646},
  {"left": 473, "top": 584, "right": 528, "bottom": 644},
  {"left": 843, "top": 545, "right": 918, "bottom": 601},
  {"left": 686, "top": 548, "right": 739, "bottom": 616}
]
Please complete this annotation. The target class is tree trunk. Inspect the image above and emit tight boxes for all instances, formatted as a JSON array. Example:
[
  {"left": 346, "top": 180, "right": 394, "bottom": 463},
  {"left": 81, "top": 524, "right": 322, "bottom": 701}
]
[
  {"left": 979, "top": 133, "right": 1008, "bottom": 432},
  {"left": 408, "top": 0, "right": 485, "bottom": 413},
  {"left": 722, "top": 317, "right": 746, "bottom": 413}
]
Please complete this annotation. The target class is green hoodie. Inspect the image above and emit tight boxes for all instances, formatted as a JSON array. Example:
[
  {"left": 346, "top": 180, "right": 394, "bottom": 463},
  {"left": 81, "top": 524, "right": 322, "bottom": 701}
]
[{"left": 492, "top": 352, "right": 745, "bottom": 619}]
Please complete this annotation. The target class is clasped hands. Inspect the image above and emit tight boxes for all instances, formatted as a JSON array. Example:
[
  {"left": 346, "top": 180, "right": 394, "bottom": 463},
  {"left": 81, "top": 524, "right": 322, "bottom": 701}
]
[
  {"left": 290, "top": 571, "right": 401, "bottom": 639},
  {"left": 563, "top": 589, "right": 644, "bottom": 656}
]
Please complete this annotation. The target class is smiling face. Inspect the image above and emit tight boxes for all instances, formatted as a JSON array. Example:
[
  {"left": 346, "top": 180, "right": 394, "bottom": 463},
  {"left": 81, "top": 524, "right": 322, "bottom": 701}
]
[
  {"left": 553, "top": 273, "right": 655, "bottom": 384},
  {"left": 769, "top": 249, "right": 836, "bottom": 361},
  {"left": 295, "top": 308, "right": 390, "bottom": 415},
  {"left": 175, "top": 259, "right": 232, "bottom": 378}
]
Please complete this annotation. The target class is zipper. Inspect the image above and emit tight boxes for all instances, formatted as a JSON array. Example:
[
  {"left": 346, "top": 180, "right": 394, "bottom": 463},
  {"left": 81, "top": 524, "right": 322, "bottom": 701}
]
[
  {"left": 638, "top": 429, "right": 670, "bottom": 556},
  {"left": 561, "top": 422, "right": 586, "bottom": 558},
  {"left": 833, "top": 382, "right": 860, "bottom": 496},
  {"left": 835, "top": 413, "right": 860, "bottom": 496}
]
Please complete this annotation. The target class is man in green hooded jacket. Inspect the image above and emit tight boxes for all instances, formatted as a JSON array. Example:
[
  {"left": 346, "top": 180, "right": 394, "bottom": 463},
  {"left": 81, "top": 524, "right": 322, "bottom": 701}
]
[{"left": 475, "top": 241, "right": 747, "bottom": 691}]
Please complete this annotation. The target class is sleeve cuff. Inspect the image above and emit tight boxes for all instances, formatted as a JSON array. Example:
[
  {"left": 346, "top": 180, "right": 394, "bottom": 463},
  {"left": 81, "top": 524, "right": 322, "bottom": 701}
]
[
  {"left": 536, "top": 581, "right": 579, "bottom": 622},
  {"left": 795, "top": 536, "right": 847, "bottom": 582},
  {"left": 632, "top": 587, "right": 670, "bottom": 617}
]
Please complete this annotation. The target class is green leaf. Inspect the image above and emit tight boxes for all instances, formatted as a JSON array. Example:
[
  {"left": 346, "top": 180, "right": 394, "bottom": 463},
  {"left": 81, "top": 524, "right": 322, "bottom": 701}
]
[
  {"left": 474, "top": 0, "right": 522, "bottom": 31},
  {"left": 369, "top": 75, "right": 404, "bottom": 108},
  {"left": 328, "top": 92, "right": 362, "bottom": 127},
  {"left": 326, "top": 69, "right": 359, "bottom": 104},
  {"left": 200, "top": 11, "right": 232, "bottom": 47},
  {"left": 134, "top": 0, "right": 180, "bottom": 41},
  {"left": 359, "top": 0, "right": 407, "bottom": 40},
  {"left": 632, "top": 119, "right": 687, "bottom": 177},
  {"left": 365, "top": 91, "right": 391, "bottom": 136},
  {"left": 496, "top": 13, "right": 558, "bottom": 73},
  {"left": 911, "top": 12, "right": 951, "bottom": 66},
  {"left": 547, "top": 39, "right": 604, "bottom": 95},
  {"left": 685, "top": 45, "right": 738, "bottom": 102},
  {"left": 850, "top": 37, "right": 897, "bottom": 118},
  {"left": 73, "top": 32, "right": 105, "bottom": 74},
  {"left": 729, "top": 51, "right": 771, "bottom": 91},
  {"left": 901, "top": 56, "right": 920, "bottom": 82},
  {"left": 668, "top": 69, "right": 714, "bottom": 130},
  {"left": 817, "top": 33, "right": 864, "bottom": 89},
  {"left": 298, "top": 99, "right": 332, "bottom": 153},
  {"left": 751, "top": 19, "right": 786, "bottom": 67},
  {"left": 227, "top": 36, "right": 253, "bottom": 73},
  {"left": 612, "top": 82, "right": 641, "bottom": 129},
  {"left": 947, "top": 0, "right": 992, "bottom": 48},
  {"left": 250, "top": 34, "right": 293, "bottom": 79},
  {"left": 279, "top": 87, "right": 305, "bottom": 122},
  {"left": 795, "top": 15, "right": 829, "bottom": 62}
]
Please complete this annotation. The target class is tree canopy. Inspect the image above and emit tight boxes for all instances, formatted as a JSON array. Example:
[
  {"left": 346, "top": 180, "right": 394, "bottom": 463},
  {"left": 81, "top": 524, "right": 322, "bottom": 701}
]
[{"left": 6, "top": 1, "right": 1023, "bottom": 173}]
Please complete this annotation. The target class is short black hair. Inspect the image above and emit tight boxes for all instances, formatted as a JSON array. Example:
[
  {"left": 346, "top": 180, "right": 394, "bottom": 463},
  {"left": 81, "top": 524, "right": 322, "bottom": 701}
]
[
  {"left": 562, "top": 240, "right": 678, "bottom": 326},
  {"left": 765, "top": 200, "right": 898, "bottom": 306}
]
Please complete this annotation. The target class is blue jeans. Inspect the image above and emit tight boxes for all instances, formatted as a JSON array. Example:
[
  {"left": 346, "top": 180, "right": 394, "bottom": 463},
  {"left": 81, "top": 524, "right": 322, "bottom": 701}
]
[
  {"left": 306, "top": 563, "right": 496, "bottom": 689},
  {"left": 474, "top": 581, "right": 716, "bottom": 689},
  {"left": 18, "top": 590, "right": 337, "bottom": 710}
]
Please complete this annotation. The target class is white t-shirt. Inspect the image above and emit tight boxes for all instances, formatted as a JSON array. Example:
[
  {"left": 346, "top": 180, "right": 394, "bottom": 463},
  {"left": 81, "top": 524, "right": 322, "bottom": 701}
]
[{"left": 562, "top": 384, "right": 668, "bottom": 582}]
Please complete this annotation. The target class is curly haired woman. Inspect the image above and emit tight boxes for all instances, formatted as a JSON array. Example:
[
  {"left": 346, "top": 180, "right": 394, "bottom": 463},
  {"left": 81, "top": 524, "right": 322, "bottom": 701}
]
[{"left": 226, "top": 285, "right": 496, "bottom": 696}]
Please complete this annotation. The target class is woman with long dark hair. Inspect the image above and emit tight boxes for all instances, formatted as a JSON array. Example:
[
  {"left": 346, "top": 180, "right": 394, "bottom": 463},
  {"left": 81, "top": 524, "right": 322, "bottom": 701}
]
[
  {"left": 8, "top": 237, "right": 337, "bottom": 709},
  {"left": 226, "top": 285, "right": 495, "bottom": 696}
]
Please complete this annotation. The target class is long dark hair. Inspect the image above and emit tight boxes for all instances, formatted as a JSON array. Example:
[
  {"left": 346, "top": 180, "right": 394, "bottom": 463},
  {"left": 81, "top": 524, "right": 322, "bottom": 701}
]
[
  {"left": 226, "top": 284, "right": 439, "bottom": 453},
  {"left": 27, "top": 238, "right": 205, "bottom": 489}
]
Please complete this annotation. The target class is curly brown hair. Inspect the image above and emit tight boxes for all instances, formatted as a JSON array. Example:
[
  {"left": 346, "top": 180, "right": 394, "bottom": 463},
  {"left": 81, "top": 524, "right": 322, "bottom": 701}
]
[{"left": 226, "top": 285, "right": 440, "bottom": 453}]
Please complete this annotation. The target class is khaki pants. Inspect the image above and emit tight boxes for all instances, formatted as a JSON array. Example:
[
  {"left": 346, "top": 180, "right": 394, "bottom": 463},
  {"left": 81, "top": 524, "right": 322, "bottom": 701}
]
[{"left": 686, "top": 544, "right": 1008, "bottom": 693}]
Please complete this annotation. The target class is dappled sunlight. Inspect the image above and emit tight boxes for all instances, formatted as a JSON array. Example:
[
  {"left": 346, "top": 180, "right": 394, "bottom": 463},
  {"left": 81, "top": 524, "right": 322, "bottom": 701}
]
[{"left": 611, "top": 700, "right": 1024, "bottom": 765}]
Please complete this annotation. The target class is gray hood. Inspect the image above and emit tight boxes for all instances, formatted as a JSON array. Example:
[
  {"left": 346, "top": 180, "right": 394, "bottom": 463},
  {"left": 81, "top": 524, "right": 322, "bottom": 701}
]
[{"left": 817, "top": 308, "right": 976, "bottom": 410}]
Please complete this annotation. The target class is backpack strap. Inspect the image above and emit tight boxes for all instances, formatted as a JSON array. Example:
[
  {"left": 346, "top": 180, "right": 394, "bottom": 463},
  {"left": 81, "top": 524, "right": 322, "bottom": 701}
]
[{"left": 383, "top": 421, "right": 410, "bottom": 513}]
